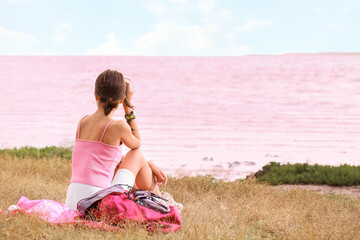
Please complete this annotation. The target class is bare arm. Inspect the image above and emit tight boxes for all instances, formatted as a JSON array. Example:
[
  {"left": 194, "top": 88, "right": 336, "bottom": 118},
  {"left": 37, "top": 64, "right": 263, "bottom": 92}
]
[
  {"left": 119, "top": 79, "right": 141, "bottom": 150},
  {"left": 148, "top": 161, "right": 167, "bottom": 186},
  {"left": 118, "top": 120, "right": 141, "bottom": 149}
]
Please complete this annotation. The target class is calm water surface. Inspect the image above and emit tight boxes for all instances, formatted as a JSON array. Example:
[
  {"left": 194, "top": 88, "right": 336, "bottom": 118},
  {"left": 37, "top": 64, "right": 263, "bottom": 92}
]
[{"left": 1, "top": 55, "right": 360, "bottom": 180}]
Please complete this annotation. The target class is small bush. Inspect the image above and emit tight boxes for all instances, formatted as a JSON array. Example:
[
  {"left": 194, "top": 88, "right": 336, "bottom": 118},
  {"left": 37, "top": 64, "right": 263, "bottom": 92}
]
[
  {"left": 0, "top": 146, "right": 73, "bottom": 160},
  {"left": 255, "top": 162, "right": 360, "bottom": 186}
]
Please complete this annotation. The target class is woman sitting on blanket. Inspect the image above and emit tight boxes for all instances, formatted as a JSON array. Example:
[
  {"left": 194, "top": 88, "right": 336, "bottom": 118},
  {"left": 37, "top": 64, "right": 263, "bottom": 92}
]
[{"left": 65, "top": 69, "right": 167, "bottom": 211}]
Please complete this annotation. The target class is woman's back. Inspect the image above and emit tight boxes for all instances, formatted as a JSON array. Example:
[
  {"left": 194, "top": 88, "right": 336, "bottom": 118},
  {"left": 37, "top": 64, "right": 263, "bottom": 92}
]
[
  {"left": 77, "top": 114, "right": 123, "bottom": 146},
  {"left": 70, "top": 115, "right": 123, "bottom": 188}
]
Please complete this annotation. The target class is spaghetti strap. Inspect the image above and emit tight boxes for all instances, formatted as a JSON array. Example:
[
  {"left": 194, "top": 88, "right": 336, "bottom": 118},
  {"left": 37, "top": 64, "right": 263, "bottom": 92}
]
[
  {"left": 100, "top": 119, "right": 113, "bottom": 142},
  {"left": 77, "top": 115, "right": 88, "bottom": 140}
]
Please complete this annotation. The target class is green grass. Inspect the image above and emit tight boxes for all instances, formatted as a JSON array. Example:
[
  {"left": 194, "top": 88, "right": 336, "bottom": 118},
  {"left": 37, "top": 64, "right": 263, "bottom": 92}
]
[
  {"left": 1, "top": 148, "right": 360, "bottom": 239},
  {"left": 0, "top": 146, "right": 73, "bottom": 160},
  {"left": 255, "top": 162, "right": 360, "bottom": 186},
  {"left": 1, "top": 147, "right": 359, "bottom": 187}
]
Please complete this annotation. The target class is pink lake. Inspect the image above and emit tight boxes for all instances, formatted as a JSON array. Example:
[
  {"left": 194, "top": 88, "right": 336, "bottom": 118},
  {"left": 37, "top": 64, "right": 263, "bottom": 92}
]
[{"left": 1, "top": 55, "right": 360, "bottom": 180}]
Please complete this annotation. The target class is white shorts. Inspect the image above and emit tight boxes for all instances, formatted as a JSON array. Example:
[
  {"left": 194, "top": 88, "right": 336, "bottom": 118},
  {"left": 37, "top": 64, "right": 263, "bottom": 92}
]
[{"left": 65, "top": 169, "right": 135, "bottom": 211}]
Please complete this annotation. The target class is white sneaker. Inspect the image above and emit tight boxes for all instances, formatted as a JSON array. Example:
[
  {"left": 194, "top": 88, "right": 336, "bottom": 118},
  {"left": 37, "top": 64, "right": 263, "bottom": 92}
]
[
  {"left": 7, "top": 205, "right": 20, "bottom": 211},
  {"left": 160, "top": 191, "right": 184, "bottom": 213}
]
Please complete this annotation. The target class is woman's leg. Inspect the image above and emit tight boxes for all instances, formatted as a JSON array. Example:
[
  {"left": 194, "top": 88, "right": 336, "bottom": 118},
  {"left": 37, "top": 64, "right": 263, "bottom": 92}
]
[{"left": 116, "top": 149, "right": 160, "bottom": 195}]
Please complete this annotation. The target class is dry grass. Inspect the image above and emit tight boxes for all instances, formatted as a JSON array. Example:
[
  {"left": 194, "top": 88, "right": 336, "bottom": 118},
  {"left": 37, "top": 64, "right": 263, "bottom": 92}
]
[{"left": 1, "top": 154, "right": 359, "bottom": 240}]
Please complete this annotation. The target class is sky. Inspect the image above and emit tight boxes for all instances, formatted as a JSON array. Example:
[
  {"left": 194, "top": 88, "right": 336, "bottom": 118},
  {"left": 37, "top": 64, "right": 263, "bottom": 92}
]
[{"left": 0, "top": 0, "right": 359, "bottom": 56}]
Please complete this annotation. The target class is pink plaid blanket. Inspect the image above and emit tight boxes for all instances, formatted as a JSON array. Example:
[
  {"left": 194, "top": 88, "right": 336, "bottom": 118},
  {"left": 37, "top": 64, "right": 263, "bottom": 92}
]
[{"left": 2, "top": 194, "right": 181, "bottom": 233}]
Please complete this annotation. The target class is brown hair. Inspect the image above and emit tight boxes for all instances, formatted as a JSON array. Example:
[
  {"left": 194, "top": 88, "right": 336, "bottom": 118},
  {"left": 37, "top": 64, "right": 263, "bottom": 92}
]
[{"left": 94, "top": 69, "right": 134, "bottom": 116}]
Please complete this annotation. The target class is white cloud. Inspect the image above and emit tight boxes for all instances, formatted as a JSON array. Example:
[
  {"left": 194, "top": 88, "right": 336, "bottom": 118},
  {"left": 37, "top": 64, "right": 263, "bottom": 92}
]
[
  {"left": 133, "top": 22, "right": 250, "bottom": 56},
  {"left": 196, "top": 0, "right": 234, "bottom": 25},
  {"left": 141, "top": 0, "right": 169, "bottom": 15},
  {"left": 133, "top": 22, "right": 216, "bottom": 55},
  {"left": 197, "top": 0, "right": 215, "bottom": 14},
  {"left": 126, "top": 0, "right": 251, "bottom": 55},
  {"left": 52, "top": 33, "right": 64, "bottom": 44},
  {"left": 167, "top": 0, "right": 193, "bottom": 10},
  {"left": 87, "top": 33, "right": 127, "bottom": 55},
  {"left": 217, "top": 9, "right": 235, "bottom": 21},
  {"left": 52, "top": 22, "right": 71, "bottom": 44},
  {"left": 58, "top": 23, "right": 71, "bottom": 31},
  {"left": 226, "top": 34, "right": 251, "bottom": 55},
  {"left": 141, "top": 0, "right": 194, "bottom": 18},
  {"left": 0, "top": 26, "right": 36, "bottom": 54},
  {"left": 310, "top": 8, "right": 325, "bottom": 14},
  {"left": 328, "top": 24, "right": 343, "bottom": 30},
  {"left": 237, "top": 19, "right": 272, "bottom": 32},
  {"left": 3, "top": 0, "right": 27, "bottom": 2},
  {"left": 232, "top": 45, "right": 251, "bottom": 54}
]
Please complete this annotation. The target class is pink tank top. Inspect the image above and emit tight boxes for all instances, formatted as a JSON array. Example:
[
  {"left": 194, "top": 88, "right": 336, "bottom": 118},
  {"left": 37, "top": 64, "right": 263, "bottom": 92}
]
[{"left": 70, "top": 115, "right": 123, "bottom": 188}]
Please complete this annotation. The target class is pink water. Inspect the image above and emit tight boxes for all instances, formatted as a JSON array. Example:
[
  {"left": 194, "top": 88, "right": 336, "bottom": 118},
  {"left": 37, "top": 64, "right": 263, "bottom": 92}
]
[{"left": 1, "top": 55, "right": 360, "bottom": 180}]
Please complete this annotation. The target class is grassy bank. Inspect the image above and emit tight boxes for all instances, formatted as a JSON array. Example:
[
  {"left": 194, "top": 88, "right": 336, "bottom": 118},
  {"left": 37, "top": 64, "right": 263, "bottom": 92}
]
[
  {"left": 0, "top": 149, "right": 360, "bottom": 239},
  {"left": 255, "top": 162, "right": 360, "bottom": 186},
  {"left": 0, "top": 146, "right": 73, "bottom": 160}
]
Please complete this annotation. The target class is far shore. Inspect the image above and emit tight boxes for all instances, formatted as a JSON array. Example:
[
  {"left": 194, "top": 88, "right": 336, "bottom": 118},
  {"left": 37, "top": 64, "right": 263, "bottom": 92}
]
[{"left": 1, "top": 146, "right": 360, "bottom": 199}]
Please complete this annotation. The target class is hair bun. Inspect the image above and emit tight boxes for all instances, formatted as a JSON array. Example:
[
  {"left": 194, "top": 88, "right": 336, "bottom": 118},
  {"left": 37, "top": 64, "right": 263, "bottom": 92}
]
[{"left": 95, "top": 69, "right": 130, "bottom": 116}]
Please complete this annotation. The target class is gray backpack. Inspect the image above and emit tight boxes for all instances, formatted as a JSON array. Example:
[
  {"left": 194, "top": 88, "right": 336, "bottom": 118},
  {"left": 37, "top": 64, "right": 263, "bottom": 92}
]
[
  {"left": 77, "top": 185, "right": 170, "bottom": 215},
  {"left": 134, "top": 190, "right": 170, "bottom": 214},
  {"left": 77, "top": 184, "right": 128, "bottom": 215}
]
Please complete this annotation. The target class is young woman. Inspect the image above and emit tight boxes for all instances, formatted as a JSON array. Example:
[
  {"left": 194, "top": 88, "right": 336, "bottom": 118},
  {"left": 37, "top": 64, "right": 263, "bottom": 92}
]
[{"left": 65, "top": 69, "right": 167, "bottom": 211}]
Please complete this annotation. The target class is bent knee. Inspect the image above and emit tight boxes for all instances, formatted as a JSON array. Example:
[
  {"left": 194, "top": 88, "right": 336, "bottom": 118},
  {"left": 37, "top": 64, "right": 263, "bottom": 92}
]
[
  {"left": 136, "top": 177, "right": 156, "bottom": 191},
  {"left": 122, "top": 149, "right": 146, "bottom": 166},
  {"left": 125, "top": 149, "right": 144, "bottom": 159},
  {"left": 127, "top": 148, "right": 142, "bottom": 154}
]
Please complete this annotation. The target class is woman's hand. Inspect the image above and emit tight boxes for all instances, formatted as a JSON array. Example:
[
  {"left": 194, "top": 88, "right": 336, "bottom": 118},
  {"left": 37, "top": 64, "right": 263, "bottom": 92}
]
[
  {"left": 123, "top": 79, "right": 133, "bottom": 114},
  {"left": 148, "top": 161, "right": 167, "bottom": 186}
]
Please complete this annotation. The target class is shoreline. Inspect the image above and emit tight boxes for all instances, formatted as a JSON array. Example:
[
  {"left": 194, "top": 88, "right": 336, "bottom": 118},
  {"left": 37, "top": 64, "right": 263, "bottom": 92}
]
[
  {"left": 167, "top": 169, "right": 360, "bottom": 198},
  {"left": 1, "top": 146, "right": 360, "bottom": 199}
]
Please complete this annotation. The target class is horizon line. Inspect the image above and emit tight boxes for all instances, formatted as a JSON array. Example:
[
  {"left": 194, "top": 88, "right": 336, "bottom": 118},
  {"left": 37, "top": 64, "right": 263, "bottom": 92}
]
[{"left": 1, "top": 52, "right": 360, "bottom": 57}]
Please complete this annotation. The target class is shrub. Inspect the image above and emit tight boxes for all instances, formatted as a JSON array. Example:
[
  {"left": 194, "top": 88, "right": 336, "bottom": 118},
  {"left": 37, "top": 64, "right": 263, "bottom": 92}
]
[
  {"left": 255, "top": 162, "right": 360, "bottom": 186},
  {"left": 0, "top": 146, "right": 73, "bottom": 160}
]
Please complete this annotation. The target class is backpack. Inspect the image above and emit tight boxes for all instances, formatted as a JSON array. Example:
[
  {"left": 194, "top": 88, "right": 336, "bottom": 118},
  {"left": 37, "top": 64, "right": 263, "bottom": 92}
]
[
  {"left": 77, "top": 184, "right": 170, "bottom": 215},
  {"left": 77, "top": 184, "right": 129, "bottom": 216},
  {"left": 133, "top": 190, "right": 170, "bottom": 214}
]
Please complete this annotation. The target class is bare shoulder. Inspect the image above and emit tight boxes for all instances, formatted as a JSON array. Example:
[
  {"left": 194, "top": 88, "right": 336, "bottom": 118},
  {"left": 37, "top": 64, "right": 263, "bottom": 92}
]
[{"left": 110, "top": 119, "right": 129, "bottom": 133}]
